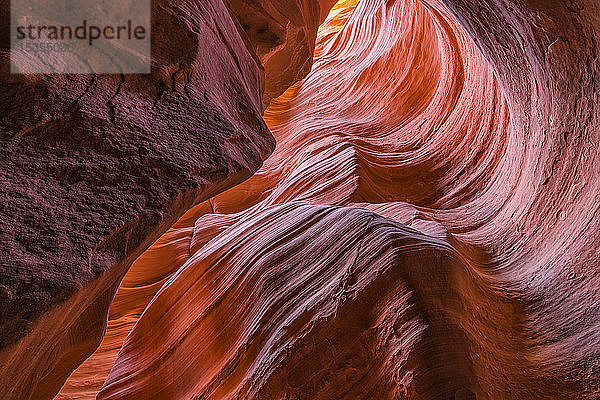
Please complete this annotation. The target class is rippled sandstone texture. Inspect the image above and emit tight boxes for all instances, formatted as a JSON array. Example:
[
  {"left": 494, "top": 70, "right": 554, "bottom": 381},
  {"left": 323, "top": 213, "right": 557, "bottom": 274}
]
[
  {"left": 0, "top": 0, "right": 319, "bottom": 397},
  {"left": 5, "top": 0, "right": 600, "bottom": 398},
  {"left": 58, "top": 0, "right": 600, "bottom": 398}
]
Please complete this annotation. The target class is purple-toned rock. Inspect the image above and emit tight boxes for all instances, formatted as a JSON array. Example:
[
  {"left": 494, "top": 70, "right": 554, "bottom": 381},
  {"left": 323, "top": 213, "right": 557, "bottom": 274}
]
[{"left": 0, "top": 0, "right": 274, "bottom": 398}]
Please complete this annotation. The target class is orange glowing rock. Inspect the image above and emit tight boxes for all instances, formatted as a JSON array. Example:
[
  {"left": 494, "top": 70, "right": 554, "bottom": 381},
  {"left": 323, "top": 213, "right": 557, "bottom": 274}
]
[{"left": 57, "top": 0, "right": 600, "bottom": 398}]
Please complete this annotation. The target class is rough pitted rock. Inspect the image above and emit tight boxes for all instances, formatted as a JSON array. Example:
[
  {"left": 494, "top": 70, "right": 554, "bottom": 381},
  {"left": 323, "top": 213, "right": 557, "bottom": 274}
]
[{"left": 0, "top": 0, "right": 274, "bottom": 398}]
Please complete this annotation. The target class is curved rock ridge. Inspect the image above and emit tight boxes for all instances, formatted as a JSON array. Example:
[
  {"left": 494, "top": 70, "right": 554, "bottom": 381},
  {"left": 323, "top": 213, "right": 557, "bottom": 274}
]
[
  {"left": 223, "top": 0, "right": 339, "bottom": 108},
  {"left": 59, "top": 0, "right": 599, "bottom": 398},
  {"left": 99, "top": 202, "right": 524, "bottom": 400},
  {"left": 0, "top": 0, "right": 280, "bottom": 398}
]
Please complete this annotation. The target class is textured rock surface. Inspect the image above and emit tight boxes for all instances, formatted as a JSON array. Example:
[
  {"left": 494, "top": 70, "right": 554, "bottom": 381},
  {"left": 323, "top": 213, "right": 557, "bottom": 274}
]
[
  {"left": 8, "top": 0, "right": 600, "bottom": 398},
  {"left": 438, "top": 0, "right": 600, "bottom": 396},
  {"left": 87, "top": 0, "right": 599, "bottom": 398},
  {"left": 99, "top": 202, "right": 503, "bottom": 400},
  {"left": 0, "top": 0, "right": 275, "bottom": 399},
  {"left": 223, "top": 0, "right": 336, "bottom": 108}
]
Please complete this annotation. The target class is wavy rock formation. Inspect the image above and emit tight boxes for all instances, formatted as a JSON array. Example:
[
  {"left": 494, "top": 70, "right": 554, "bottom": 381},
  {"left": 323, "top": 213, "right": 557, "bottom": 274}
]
[
  {"left": 57, "top": 0, "right": 600, "bottom": 398},
  {"left": 6, "top": 0, "right": 597, "bottom": 397},
  {"left": 100, "top": 202, "right": 501, "bottom": 400},
  {"left": 0, "top": 0, "right": 280, "bottom": 398}
]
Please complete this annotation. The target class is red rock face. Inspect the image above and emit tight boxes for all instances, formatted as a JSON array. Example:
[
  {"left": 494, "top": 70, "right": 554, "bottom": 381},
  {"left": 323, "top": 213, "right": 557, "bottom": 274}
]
[
  {"left": 0, "top": 0, "right": 277, "bottom": 398},
  {"left": 222, "top": 0, "right": 325, "bottom": 108},
  {"left": 56, "top": 0, "right": 600, "bottom": 398},
  {"left": 3, "top": 0, "right": 599, "bottom": 398}
]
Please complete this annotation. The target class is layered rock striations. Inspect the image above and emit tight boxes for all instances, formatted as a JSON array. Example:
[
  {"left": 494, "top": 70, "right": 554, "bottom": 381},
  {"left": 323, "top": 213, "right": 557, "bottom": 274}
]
[
  {"left": 3, "top": 0, "right": 598, "bottom": 398},
  {"left": 100, "top": 202, "right": 513, "bottom": 399},
  {"left": 438, "top": 0, "right": 600, "bottom": 396},
  {"left": 60, "top": 0, "right": 600, "bottom": 398},
  {"left": 0, "top": 0, "right": 287, "bottom": 398}
]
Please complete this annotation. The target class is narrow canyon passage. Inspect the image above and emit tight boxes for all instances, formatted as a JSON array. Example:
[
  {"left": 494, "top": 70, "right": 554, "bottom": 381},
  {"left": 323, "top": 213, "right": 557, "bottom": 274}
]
[
  {"left": 54, "top": 0, "right": 599, "bottom": 399},
  {"left": 1, "top": 0, "right": 598, "bottom": 398}
]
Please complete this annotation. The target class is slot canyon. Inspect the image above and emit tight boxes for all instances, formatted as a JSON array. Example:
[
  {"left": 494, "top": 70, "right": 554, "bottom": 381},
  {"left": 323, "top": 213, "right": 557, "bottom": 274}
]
[{"left": 1, "top": 0, "right": 599, "bottom": 399}]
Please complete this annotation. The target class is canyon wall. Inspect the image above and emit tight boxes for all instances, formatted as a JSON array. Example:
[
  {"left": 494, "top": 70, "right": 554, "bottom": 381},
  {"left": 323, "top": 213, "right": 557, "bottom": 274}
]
[
  {"left": 0, "top": 0, "right": 328, "bottom": 399},
  {"left": 222, "top": 0, "right": 338, "bottom": 107},
  {"left": 60, "top": 0, "right": 600, "bottom": 399},
  {"left": 1, "top": 0, "right": 598, "bottom": 398}
]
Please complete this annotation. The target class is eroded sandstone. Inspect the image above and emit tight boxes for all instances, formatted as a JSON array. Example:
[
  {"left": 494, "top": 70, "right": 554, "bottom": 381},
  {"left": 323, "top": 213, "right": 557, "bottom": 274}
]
[
  {"left": 3, "top": 0, "right": 600, "bottom": 398},
  {"left": 223, "top": 0, "right": 337, "bottom": 108},
  {"left": 0, "top": 0, "right": 274, "bottom": 398}
]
